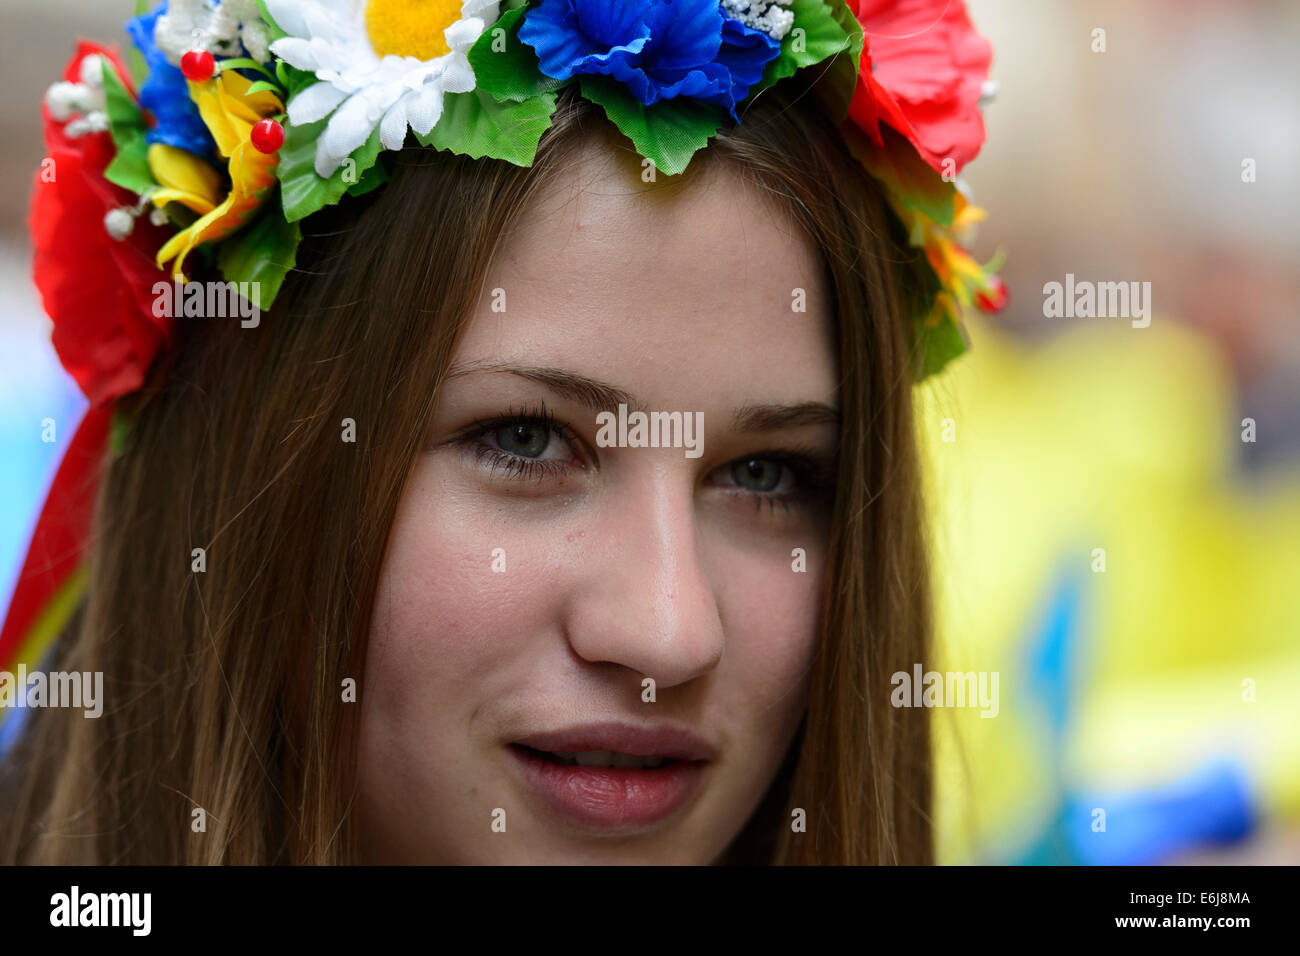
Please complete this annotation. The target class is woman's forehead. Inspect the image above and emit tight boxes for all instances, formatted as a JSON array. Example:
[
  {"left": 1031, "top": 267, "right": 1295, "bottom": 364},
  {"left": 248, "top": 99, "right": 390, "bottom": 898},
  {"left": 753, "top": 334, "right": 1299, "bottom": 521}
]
[{"left": 451, "top": 155, "right": 837, "bottom": 411}]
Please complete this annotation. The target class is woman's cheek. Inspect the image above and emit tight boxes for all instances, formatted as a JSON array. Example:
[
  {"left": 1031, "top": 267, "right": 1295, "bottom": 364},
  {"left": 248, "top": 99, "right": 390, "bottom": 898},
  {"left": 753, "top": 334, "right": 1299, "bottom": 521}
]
[{"left": 708, "top": 535, "right": 823, "bottom": 696}]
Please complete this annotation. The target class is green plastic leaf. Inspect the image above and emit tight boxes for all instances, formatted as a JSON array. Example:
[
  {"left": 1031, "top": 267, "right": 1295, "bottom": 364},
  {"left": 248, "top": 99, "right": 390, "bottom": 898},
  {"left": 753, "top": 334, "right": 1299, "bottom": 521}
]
[
  {"left": 579, "top": 77, "right": 723, "bottom": 176},
  {"left": 244, "top": 79, "right": 282, "bottom": 96},
  {"left": 101, "top": 58, "right": 143, "bottom": 139},
  {"left": 916, "top": 311, "right": 969, "bottom": 380},
  {"left": 470, "top": 6, "right": 566, "bottom": 103},
  {"left": 844, "top": 123, "right": 954, "bottom": 227},
  {"left": 279, "top": 63, "right": 319, "bottom": 98},
  {"left": 219, "top": 57, "right": 275, "bottom": 80},
  {"left": 347, "top": 157, "right": 389, "bottom": 197},
  {"left": 278, "top": 121, "right": 383, "bottom": 222},
  {"left": 758, "top": 0, "right": 858, "bottom": 92},
  {"left": 811, "top": 0, "right": 864, "bottom": 122},
  {"left": 415, "top": 89, "right": 557, "bottom": 166},
  {"left": 100, "top": 59, "right": 157, "bottom": 194},
  {"left": 216, "top": 199, "right": 302, "bottom": 310},
  {"left": 127, "top": 48, "right": 149, "bottom": 90},
  {"left": 110, "top": 405, "right": 134, "bottom": 455},
  {"left": 104, "top": 135, "right": 156, "bottom": 195}
]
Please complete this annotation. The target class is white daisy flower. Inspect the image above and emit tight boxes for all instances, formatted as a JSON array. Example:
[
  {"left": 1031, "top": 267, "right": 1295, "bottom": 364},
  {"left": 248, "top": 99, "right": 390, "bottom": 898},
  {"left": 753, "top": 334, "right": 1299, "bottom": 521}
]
[{"left": 265, "top": 0, "right": 500, "bottom": 178}]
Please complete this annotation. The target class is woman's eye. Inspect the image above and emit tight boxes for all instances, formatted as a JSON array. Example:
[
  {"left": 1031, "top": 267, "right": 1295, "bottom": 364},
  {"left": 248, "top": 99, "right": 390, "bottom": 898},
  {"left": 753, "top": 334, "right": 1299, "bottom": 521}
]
[
  {"left": 731, "top": 457, "right": 786, "bottom": 493},
  {"left": 493, "top": 421, "right": 554, "bottom": 459},
  {"left": 465, "top": 413, "right": 582, "bottom": 478}
]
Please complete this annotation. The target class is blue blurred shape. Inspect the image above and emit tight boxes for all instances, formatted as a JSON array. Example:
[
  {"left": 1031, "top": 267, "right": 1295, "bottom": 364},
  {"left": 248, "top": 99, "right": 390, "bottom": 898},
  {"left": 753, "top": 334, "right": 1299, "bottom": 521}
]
[{"left": 1066, "top": 758, "right": 1257, "bottom": 865}]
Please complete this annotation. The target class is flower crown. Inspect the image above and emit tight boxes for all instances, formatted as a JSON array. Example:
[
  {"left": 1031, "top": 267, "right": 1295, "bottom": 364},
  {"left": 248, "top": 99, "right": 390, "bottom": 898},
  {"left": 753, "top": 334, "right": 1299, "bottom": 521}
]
[
  {"left": 34, "top": 0, "right": 1002, "bottom": 407},
  {"left": 0, "top": 0, "right": 1002, "bottom": 673}
]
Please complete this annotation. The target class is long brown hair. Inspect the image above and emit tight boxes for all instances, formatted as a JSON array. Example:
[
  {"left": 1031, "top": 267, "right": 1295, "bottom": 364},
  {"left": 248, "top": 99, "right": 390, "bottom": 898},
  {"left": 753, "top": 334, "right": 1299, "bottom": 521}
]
[{"left": 0, "top": 80, "right": 933, "bottom": 864}]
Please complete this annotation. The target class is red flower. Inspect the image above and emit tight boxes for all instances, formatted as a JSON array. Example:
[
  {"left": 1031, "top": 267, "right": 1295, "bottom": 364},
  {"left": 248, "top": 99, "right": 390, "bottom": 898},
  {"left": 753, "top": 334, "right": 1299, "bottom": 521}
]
[
  {"left": 847, "top": 0, "right": 993, "bottom": 177},
  {"left": 30, "top": 42, "right": 173, "bottom": 407},
  {"left": 975, "top": 273, "right": 1008, "bottom": 313}
]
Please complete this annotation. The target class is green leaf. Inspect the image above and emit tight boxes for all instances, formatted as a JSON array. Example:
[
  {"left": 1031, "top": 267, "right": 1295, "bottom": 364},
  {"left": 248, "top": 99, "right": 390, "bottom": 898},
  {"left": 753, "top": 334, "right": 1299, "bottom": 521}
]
[
  {"left": 579, "top": 77, "right": 722, "bottom": 176},
  {"left": 757, "top": 0, "right": 859, "bottom": 93},
  {"left": 280, "top": 62, "right": 319, "bottom": 98},
  {"left": 216, "top": 198, "right": 303, "bottom": 310},
  {"left": 244, "top": 79, "right": 282, "bottom": 96},
  {"left": 104, "top": 134, "right": 156, "bottom": 195},
  {"left": 916, "top": 311, "right": 969, "bottom": 380},
  {"left": 469, "top": 6, "right": 566, "bottom": 103},
  {"left": 219, "top": 57, "right": 275, "bottom": 80},
  {"left": 415, "top": 89, "right": 556, "bottom": 166},
  {"left": 812, "top": 0, "right": 864, "bottom": 122},
  {"left": 110, "top": 405, "right": 134, "bottom": 456},
  {"left": 347, "top": 157, "right": 389, "bottom": 197},
  {"left": 127, "top": 40, "right": 150, "bottom": 91},
  {"left": 101, "top": 58, "right": 144, "bottom": 139},
  {"left": 844, "top": 123, "right": 954, "bottom": 227},
  {"left": 277, "top": 122, "right": 383, "bottom": 222},
  {"left": 100, "top": 59, "right": 157, "bottom": 194}
]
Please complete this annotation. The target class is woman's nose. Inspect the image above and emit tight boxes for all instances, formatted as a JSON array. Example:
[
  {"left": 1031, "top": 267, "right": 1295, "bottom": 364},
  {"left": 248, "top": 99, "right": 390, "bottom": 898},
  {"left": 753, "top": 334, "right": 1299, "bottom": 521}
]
[{"left": 561, "top": 461, "right": 725, "bottom": 690}]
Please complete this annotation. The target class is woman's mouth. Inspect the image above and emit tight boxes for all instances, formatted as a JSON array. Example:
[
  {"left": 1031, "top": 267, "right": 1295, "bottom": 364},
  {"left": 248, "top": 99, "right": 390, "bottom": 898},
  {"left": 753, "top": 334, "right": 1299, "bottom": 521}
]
[
  {"left": 508, "top": 723, "right": 714, "bottom": 832},
  {"left": 526, "top": 748, "right": 671, "bottom": 769}
]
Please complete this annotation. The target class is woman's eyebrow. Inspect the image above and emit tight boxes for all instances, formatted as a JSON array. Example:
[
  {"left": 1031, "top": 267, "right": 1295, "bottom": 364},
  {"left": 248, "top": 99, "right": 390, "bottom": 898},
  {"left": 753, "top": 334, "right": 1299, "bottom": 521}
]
[
  {"left": 446, "top": 362, "right": 646, "bottom": 413},
  {"left": 446, "top": 362, "right": 839, "bottom": 431},
  {"left": 731, "top": 402, "right": 840, "bottom": 432}
]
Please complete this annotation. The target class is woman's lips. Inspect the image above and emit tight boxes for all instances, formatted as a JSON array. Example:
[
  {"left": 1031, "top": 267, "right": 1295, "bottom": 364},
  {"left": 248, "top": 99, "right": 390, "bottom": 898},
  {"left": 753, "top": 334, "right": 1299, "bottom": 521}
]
[{"left": 509, "top": 722, "right": 715, "bottom": 831}]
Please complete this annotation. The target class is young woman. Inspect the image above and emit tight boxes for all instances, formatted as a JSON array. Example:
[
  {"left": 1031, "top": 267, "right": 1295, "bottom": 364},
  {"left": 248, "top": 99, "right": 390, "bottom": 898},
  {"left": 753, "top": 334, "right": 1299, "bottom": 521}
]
[{"left": 0, "top": 0, "right": 998, "bottom": 864}]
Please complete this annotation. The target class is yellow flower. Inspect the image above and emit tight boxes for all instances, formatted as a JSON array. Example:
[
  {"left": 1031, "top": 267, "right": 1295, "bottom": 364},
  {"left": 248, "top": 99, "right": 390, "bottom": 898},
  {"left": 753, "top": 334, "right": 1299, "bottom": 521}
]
[
  {"left": 148, "top": 143, "right": 221, "bottom": 216},
  {"left": 153, "top": 70, "right": 284, "bottom": 281}
]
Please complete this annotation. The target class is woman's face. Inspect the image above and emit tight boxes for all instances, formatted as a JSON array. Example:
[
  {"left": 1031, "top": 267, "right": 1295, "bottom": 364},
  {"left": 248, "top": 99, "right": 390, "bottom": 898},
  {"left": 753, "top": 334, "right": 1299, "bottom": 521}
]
[{"left": 358, "top": 144, "right": 839, "bottom": 863}]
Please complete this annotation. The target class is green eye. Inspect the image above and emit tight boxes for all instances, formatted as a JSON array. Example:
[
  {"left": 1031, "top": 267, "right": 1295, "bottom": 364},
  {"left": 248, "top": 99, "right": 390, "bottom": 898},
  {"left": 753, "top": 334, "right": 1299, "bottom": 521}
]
[
  {"left": 731, "top": 457, "right": 783, "bottom": 492},
  {"left": 495, "top": 422, "right": 551, "bottom": 458}
]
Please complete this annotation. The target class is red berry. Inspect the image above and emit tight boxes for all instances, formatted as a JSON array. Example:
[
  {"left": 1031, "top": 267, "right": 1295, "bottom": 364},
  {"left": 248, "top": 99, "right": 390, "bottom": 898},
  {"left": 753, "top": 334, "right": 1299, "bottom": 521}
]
[
  {"left": 180, "top": 49, "right": 216, "bottom": 81},
  {"left": 250, "top": 119, "right": 285, "bottom": 154},
  {"left": 975, "top": 275, "right": 1008, "bottom": 313}
]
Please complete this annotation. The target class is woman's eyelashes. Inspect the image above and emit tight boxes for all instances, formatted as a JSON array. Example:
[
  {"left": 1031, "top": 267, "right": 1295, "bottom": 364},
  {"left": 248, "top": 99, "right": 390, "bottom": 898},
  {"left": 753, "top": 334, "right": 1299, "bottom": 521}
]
[
  {"left": 709, "top": 451, "right": 837, "bottom": 512},
  {"left": 453, "top": 408, "right": 837, "bottom": 509},
  {"left": 457, "top": 405, "right": 585, "bottom": 481}
]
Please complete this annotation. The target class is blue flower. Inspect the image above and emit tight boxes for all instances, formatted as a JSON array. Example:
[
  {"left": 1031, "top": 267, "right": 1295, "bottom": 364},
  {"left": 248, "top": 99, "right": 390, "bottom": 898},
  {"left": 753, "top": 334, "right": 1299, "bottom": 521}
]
[
  {"left": 126, "top": 2, "right": 216, "bottom": 157},
  {"left": 519, "top": 0, "right": 781, "bottom": 120}
]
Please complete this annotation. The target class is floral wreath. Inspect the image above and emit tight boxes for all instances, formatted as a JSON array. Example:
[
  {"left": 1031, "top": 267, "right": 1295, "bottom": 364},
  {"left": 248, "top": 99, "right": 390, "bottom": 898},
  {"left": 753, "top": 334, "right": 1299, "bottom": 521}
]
[{"left": 1, "top": 0, "right": 1003, "bottom": 674}]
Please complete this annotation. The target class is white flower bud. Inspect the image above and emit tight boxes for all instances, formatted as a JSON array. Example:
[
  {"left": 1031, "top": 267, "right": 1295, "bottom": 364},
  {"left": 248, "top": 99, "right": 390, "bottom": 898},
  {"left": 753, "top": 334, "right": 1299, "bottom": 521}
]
[
  {"left": 765, "top": 9, "right": 795, "bottom": 40},
  {"left": 79, "top": 53, "right": 105, "bottom": 88},
  {"left": 154, "top": 13, "right": 192, "bottom": 65},
  {"left": 209, "top": 7, "right": 240, "bottom": 43},
  {"left": 45, "top": 82, "right": 81, "bottom": 122},
  {"left": 104, "top": 207, "right": 136, "bottom": 241},
  {"left": 241, "top": 21, "right": 272, "bottom": 63}
]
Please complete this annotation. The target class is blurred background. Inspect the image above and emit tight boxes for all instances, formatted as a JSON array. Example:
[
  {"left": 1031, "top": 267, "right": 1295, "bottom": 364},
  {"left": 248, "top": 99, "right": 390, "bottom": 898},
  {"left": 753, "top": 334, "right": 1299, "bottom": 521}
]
[{"left": 0, "top": 0, "right": 1296, "bottom": 863}]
